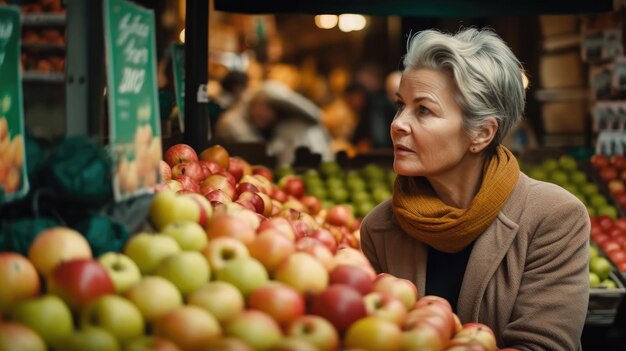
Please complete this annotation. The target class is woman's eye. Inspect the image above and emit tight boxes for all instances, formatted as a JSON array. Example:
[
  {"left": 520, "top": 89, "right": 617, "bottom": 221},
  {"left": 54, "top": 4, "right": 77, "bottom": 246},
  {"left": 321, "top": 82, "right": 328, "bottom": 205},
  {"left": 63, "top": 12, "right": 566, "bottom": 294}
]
[
  {"left": 417, "top": 106, "right": 430, "bottom": 115},
  {"left": 396, "top": 101, "right": 405, "bottom": 110}
]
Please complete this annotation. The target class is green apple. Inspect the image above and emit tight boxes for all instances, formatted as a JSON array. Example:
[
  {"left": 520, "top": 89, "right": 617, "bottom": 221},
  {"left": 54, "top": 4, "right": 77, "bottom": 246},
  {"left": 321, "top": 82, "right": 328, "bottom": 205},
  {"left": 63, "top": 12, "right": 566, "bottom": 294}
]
[
  {"left": 124, "top": 276, "right": 183, "bottom": 323},
  {"left": 80, "top": 295, "right": 144, "bottom": 342},
  {"left": 225, "top": 310, "right": 282, "bottom": 350},
  {"left": 123, "top": 336, "right": 183, "bottom": 351},
  {"left": 274, "top": 252, "right": 329, "bottom": 295},
  {"left": 598, "top": 279, "right": 618, "bottom": 289},
  {"left": 154, "top": 306, "right": 222, "bottom": 351},
  {"left": 558, "top": 155, "right": 578, "bottom": 171},
  {"left": 0, "top": 322, "right": 47, "bottom": 351},
  {"left": 155, "top": 251, "right": 210, "bottom": 296},
  {"left": 351, "top": 190, "right": 371, "bottom": 204},
  {"left": 549, "top": 170, "right": 569, "bottom": 185},
  {"left": 215, "top": 257, "right": 269, "bottom": 297},
  {"left": 201, "top": 236, "right": 250, "bottom": 272},
  {"left": 597, "top": 205, "right": 618, "bottom": 219},
  {"left": 570, "top": 170, "right": 587, "bottom": 185},
  {"left": 589, "top": 256, "right": 612, "bottom": 281},
  {"left": 286, "top": 315, "right": 339, "bottom": 351},
  {"left": 328, "top": 188, "right": 349, "bottom": 205},
  {"left": 149, "top": 190, "right": 213, "bottom": 231},
  {"left": 319, "top": 161, "right": 342, "bottom": 178},
  {"left": 187, "top": 281, "right": 244, "bottom": 323},
  {"left": 355, "top": 201, "right": 376, "bottom": 218},
  {"left": 344, "top": 316, "right": 403, "bottom": 351},
  {"left": 11, "top": 294, "right": 74, "bottom": 347},
  {"left": 542, "top": 159, "right": 559, "bottom": 173},
  {"left": 590, "top": 245, "right": 600, "bottom": 259},
  {"left": 160, "top": 220, "right": 208, "bottom": 251},
  {"left": 590, "top": 194, "right": 608, "bottom": 208},
  {"left": 57, "top": 327, "right": 120, "bottom": 351},
  {"left": 589, "top": 272, "right": 601, "bottom": 288},
  {"left": 124, "top": 233, "right": 181, "bottom": 274},
  {"left": 269, "top": 337, "right": 317, "bottom": 351},
  {"left": 580, "top": 183, "right": 599, "bottom": 197},
  {"left": 97, "top": 252, "right": 142, "bottom": 294},
  {"left": 372, "top": 188, "right": 392, "bottom": 203},
  {"left": 527, "top": 167, "right": 548, "bottom": 182}
]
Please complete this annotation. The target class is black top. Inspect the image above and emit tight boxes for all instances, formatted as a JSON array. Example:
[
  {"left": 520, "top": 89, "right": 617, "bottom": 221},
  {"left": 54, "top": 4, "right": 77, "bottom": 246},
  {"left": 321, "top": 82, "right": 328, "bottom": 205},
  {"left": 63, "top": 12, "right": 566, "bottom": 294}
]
[{"left": 424, "top": 242, "right": 475, "bottom": 313}]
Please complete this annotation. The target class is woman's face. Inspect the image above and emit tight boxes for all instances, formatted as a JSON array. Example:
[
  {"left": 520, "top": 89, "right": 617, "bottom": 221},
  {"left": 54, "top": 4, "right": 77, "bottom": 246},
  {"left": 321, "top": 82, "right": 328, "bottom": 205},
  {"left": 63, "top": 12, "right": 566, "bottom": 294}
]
[{"left": 391, "top": 68, "right": 473, "bottom": 177}]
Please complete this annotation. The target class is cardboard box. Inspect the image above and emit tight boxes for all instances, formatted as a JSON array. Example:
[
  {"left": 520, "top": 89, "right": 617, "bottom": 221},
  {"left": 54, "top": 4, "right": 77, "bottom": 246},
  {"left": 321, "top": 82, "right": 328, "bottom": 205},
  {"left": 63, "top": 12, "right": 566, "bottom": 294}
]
[
  {"left": 541, "top": 100, "right": 587, "bottom": 133},
  {"left": 540, "top": 52, "right": 584, "bottom": 89}
]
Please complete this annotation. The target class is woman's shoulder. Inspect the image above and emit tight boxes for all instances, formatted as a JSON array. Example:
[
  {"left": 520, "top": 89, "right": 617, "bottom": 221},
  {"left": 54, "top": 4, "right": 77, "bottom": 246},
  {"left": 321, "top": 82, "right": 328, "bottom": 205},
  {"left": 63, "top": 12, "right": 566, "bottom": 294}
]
[{"left": 361, "top": 199, "right": 396, "bottom": 232}]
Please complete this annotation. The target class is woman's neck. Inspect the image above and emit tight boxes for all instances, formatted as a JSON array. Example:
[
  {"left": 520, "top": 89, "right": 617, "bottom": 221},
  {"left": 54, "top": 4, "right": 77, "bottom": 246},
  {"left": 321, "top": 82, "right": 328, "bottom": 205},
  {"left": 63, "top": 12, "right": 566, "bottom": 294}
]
[{"left": 426, "top": 153, "right": 487, "bottom": 209}]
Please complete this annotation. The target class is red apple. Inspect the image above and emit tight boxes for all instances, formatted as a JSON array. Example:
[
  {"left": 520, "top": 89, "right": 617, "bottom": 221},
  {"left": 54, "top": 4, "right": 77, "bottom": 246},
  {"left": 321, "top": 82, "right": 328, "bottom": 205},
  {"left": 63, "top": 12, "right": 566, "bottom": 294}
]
[
  {"left": 309, "top": 228, "right": 338, "bottom": 254},
  {"left": 602, "top": 240, "right": 622, "bottom": 254},
  {"left": 199, "top": 160, "right": 223, "bottom": 176},
  {"left": 363, "top": 292, "right": 407, "bottom": 326},
  {"left": 325, "top": 205, "right": 356, "bottom": 228},
  {"left": 402, "top": 323, "right": 447, "bottom": 351},
  {"left": 600, "top": 166, "right": 619, "bottom": 182},
  {"left": 0, "top": 253, "right": 40, "bottom": 314},
  {"left": 160, "top": 160, "right": 172, "bottom": 181},
  {"left": 274, "top": 252, "right": 329, "bottom": 296},
  {"left": 617, "top": 192, "right": 626, "bottom": 208},
  {"left": 608, "top": 249, "right": 626, "bottom": 264},
  {"left": 590, "top": 154, "right": 609, "bottom": 169},
  {"left": 614, "top": 218, "right": 626, "bottom": 231},
  {"left": 372, "top": 274, "right": 418, "bottom": 310},
  {"left": 301, "top": 195, "right": 322, "bottom": 215},
  {"left": 279, "top": 176, "right": 305, "bottom": 199},
  {"left": 199, "top": 144, "right": 230, "bottom": 170},
  {"left": 217, "top": 171, "right": 237, "bottom": 187},
  {"left": 328, "top": 264, "right": 373, "bottom": 296},
  {"left": 165, "top": 144, "right": 198, "bottom": 167},
  {"left": 171, "top": 162, "right": 205, "bottom": 182},
  {"left": 271, "top": 186, "right": 289, "bottom": 203},
  {"left": 616, "top": 260, "right": 626, "bottom": 272},
  {"left": 256, "top": 217, "right": 296, "bottom": 241},
  {"left": 206, "top": 213, "right": 256, "bottom": 245},
  {"left": 47, "top": 259, "right": 115, "bottom": 310},
  {"left": 154, "top": 305, "right": 222, "bottom": 350},
  {"left": 247, "top": 281, "right": 306, "bottom": 327},
  {"left": 224, "top": 310, "right": 282, "bottom": 351},
  {"left": 414, "top": 295, "right": 453, "bottom": 312},
  {"left": 236, "top": 190, "right": 265, "bottom": 215},
  {"left": 598, "top": 216, "right": 614, "bottom": 231},
  {"left": 608, "top": 180, "right": 626, "bottom": 196},
  {"left": 174, "top": 174, "right": 200, "bottom": 193},
  {"left": 611, "top": 155, "right": 626, "bottom": 170},
  {"left": 0, "top": 321, "right": 47, "bottom": 351},
  {"left": 295, "top": 237, "right": 335, "bottom": 271},
  {"left": 234, "top": 183, "right": 260, "bottom": 199},
  {"left": 404, "top": 304, "right": 456, "bottom": 342},
  {"left": 204, "top": 189, "right": 232, "bottom": 206},
  {"left": 609, "top": 227, "right": 625, "bottom": 238},
  {"left": 252, "top": 165, "right": 273, "bottom": 182},
  {"left": 28, "top": 227, "right": 93, "bottom": 277},
  {"left": 200, "top": 174, "right": 236, "bottom": 199},
  {"left": 310, "top": 284, "right": 368, "bottom": 334},
  {"left": 248, "top": 229, "right": 295, "bottom": 273},
  {"left": 450, "top": 323, "right": 497, "bottom": 351},
  {"left": 227, "top": 157, "right": 252, "bottom": 183}
]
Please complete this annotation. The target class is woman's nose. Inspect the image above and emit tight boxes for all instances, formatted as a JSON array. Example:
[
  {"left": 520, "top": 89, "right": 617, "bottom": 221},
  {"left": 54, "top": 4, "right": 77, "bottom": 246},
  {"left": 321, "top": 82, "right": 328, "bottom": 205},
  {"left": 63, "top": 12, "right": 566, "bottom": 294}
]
[{"left": 391, "top": 110, "right": 410, "bottom": 135}]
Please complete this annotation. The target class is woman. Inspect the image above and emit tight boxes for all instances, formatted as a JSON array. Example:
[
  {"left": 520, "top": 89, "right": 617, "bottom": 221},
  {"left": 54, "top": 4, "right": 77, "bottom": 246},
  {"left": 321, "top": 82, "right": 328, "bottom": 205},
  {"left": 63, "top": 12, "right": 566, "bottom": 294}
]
[{"left": 360, "top": 28, "right": 589, "bottom": 350}]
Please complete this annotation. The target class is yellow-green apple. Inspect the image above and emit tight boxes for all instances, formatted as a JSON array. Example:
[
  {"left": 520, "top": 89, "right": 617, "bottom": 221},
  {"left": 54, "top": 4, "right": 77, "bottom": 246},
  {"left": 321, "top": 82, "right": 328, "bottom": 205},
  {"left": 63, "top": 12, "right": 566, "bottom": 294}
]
[
  {"left": 247, "top": 281, "right": 305, "bottom": 327},
  {"left": 268, "top": 337, "right": 317, "bottom": 351},
  {"left": 295, "top": 237, "right": 334, "bottom": 271},
  {"left": 446, "top": 345, "right": 491, "bottom": 351},
  {"left": 160, "top": 160, "right": 172, "bottom": 181},
  {"left": 248, "top": 230, "right": 295, "bottom": 273},
  {"left": 27, "top": 226, "right": 93, "bottom": 277},
  {"left": 310, "top": 284, "right": 367, "bottom": 334},
  {"left": 80, "top": 295, "right": 144, "bottom": 342},
  {"left": 0, "top": 322, "right": 46, "bottom": 351},
  {"left": 187, "top": 281, "right": 244, "bottom": 323},
  {"left": 0, "top": 252, "right": 40, "bottom": 314},
  {"left": 274, "top": 252, "right": 329, "bottom": 296},
  {"left": 343, "top": 316, "right": 403, "bottom": 351},
  {"left": 204, "top": 337, "right": 253, "bottom": 351},
  {"left": 215, "top": 257, "right": 269, "bottom": 297},
  {"left": 164, "top": 144, "right": 198, "bottom": 167},
  {"left": 124, "top": 276, "right": 183, "bottom": 322},
  {"left": 124, "top": 233, "right": 181, "bottom": 275},
  {"left": 201, "top": 236, "right": 250, "bottom": 272},
  {"left": 124, "top": 336, "right": 183, "bottom": 351},
  {"left": 286, "top": 315, "right": 339, "bottom": 351},
  {"left": 225, "top": 310, "right": 282, "bottom": 351},
  {"left": 363, "top": 292, "right": 407, "bottom": 326},
  {"left": 11, "top": 295, "right": 74, "bottom": 347},
  {"left": 154, "top": 306, "right": 222, "bottom": 351},
  {"left": 200, "top": 174, "right": 236, "bottom": 199},
  {"left": 449, "top": 323, "right": 497, "bottom": 351},
  {"left": 97, "top": 252, "right": 142, "bottom": 294},
  {"left": 171, "top": 162, "right": 204, "bottom": 182},
  {"left": 57, "top": 327, "right": 119, "bottom": 351},
  {"left": 47, "top": 259, "right": 115, "bottom": 310},
  {"left": 199, "top": 144, "right": 230, "bottom": 170},
  {"left": 402, "top": 323, "right": 447, "bottom": 351},
  {"left": 332, "top": 248, "right": 376, "bottom": 279},
  {"left": 328, "top": 264, "right": 373, "bottom": 296},
  {"left": 256, "top": 217, "right": 296, "bottom": 241},
  {"left": 324, "top": 205, "right": 355, "bottom": 228},
  {"left": 166, "top": 179, "right": 183, "bottom": 192},
  {"left": 372, "top": 274, "right": 418, "bottom": 310},
  {"left": 155, "top": 251, "right": 210, "bottom": 296},
  {"left": 160, "top": 220, "right": 208, "bottom": 251},
  {"left": 149, "top": 190, "right": 213, "bottom": 231},
  {"left": 227, "top": 157, "right": 252, "bottom": 183},
  {"left": 205, "top": 213, "right": 256, "bottom": 245}
]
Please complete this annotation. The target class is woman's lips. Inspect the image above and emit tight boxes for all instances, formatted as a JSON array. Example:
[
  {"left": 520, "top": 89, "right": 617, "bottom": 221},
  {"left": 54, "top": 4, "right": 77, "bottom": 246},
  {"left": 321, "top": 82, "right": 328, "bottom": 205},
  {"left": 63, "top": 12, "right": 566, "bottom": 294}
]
[{"left": 394, "top": 144, "right": 413, "bottom": 153}]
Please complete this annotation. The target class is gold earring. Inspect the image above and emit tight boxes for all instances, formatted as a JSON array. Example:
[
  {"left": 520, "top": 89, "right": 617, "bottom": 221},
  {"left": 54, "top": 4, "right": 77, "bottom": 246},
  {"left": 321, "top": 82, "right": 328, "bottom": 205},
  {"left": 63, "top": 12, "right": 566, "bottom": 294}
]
[{"left": 471, "top": 146, "right": 477, "bottom": 152}]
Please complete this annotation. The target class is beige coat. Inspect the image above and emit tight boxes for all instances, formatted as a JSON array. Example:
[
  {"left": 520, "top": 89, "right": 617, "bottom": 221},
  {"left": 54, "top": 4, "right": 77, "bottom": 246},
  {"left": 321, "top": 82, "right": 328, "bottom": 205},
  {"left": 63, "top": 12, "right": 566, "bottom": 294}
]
[{"left": 360, "top": 173, "right": 590, "bottom": 350}]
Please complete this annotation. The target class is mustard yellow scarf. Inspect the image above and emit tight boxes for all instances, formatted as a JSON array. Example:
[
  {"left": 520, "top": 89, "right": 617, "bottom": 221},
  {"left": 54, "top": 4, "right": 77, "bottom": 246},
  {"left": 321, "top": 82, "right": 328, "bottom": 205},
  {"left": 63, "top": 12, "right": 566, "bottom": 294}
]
[{"left": 392, "top": 145, "right": 520, "bottom": 253}]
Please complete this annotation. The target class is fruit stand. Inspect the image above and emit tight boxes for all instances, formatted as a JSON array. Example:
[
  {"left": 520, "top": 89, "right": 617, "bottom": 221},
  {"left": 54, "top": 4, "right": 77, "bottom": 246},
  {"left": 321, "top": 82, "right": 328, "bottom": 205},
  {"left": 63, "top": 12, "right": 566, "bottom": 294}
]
[{"left": 3, "top": 0, "right": 626, "bottom": 350}]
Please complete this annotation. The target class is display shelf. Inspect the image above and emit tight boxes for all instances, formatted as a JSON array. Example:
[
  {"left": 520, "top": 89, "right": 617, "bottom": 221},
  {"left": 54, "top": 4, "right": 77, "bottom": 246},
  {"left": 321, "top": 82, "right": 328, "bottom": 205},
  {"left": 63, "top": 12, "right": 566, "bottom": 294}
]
[
  {"left": 542, "top": 33, "right": 582, "bottom": 52},
  {"left": 21, "top": 13, "right": 66, "bottom": 26},
  {"left": 22, "top": 71, "right": 64, "bottom": 82},
  {"left": 588, "top": 272, "right": 626, "bottom": 326},
  {"left": 535, "top": 88, "right": 590, "bottom": 102}
]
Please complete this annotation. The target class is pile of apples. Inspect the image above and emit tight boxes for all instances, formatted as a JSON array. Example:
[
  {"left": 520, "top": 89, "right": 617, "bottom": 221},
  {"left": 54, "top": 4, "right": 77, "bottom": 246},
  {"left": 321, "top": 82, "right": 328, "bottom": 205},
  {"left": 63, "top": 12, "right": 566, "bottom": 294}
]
[
  {"left": 0, "top": 143, "right": 516, "bottom": 351},
  {"left": 590, "top": 215, "right": 626, "bottom": 274},
  {"left": 590, "top": 154, "right": 626, "bottom": 212}
]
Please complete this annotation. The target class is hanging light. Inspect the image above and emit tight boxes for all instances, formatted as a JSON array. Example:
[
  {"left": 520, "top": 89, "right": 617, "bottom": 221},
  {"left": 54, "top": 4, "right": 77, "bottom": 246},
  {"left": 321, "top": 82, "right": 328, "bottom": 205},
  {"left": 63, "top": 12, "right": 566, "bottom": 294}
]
[
  {"left": 179, "top": 28, "right": 185, "bottom": 43},
  {"left": 338, "top": 14, "right": 367, "bottom": 32},
  {"left": 314, "top": 15, "right": 338, "bottom": 29}
]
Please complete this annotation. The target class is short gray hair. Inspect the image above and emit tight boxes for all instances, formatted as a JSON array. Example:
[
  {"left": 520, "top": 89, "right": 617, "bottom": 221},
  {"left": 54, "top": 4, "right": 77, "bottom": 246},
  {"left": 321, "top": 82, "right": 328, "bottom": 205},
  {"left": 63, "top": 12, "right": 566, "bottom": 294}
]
[{"left": 403, "top": 28, "right": 526, "bottom": 151}]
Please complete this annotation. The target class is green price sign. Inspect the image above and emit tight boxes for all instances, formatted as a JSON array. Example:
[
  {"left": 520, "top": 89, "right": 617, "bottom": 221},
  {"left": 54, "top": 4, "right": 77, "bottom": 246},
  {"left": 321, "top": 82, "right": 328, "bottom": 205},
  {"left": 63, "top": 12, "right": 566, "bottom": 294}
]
[
  {"left": 104, "top": 0, "right": 162, "bottom": 202},
  {"left": 0, "top": 7, "right": 29, "bottom": 203},
  {"left": 171, "top": 43, "right": 185, "bottom": 132}
]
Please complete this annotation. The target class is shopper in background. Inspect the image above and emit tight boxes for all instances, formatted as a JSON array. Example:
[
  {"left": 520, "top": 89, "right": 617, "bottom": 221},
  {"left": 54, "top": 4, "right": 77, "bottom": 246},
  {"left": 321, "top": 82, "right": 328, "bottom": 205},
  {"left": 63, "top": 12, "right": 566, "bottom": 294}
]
[
  {"left": 214, "top": 80, "right": 333, "bottom": 166},
  {"left": 360, "top": 28, "right": 589, "bottom": 350}
]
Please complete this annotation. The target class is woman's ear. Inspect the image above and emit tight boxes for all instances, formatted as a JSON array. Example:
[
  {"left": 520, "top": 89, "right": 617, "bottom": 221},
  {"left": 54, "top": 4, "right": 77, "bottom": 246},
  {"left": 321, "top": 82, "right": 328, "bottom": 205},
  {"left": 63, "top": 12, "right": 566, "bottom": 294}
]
[{"left": 470, "top": 116, "right": 498, "bottom": 153}]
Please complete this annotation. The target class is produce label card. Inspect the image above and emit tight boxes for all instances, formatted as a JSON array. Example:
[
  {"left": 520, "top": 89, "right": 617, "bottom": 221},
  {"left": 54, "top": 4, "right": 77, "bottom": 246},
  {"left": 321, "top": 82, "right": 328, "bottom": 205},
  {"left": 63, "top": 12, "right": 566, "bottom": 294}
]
[
  {"left": 0, "top": 7, "right": 29, "bottom": 203},
  {"left": 171, "top": 42, "right": 185, "bottom": 132},
  {"left": 104, "top": 0, "right": 162, "bottom": 202}
]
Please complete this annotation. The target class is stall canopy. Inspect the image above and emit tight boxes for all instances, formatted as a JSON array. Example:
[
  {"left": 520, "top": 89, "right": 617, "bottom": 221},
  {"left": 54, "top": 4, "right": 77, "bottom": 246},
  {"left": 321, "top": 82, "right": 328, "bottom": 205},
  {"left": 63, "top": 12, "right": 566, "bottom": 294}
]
[{"left": 214, "top": 0, "right": 613, "bottom": 17}]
